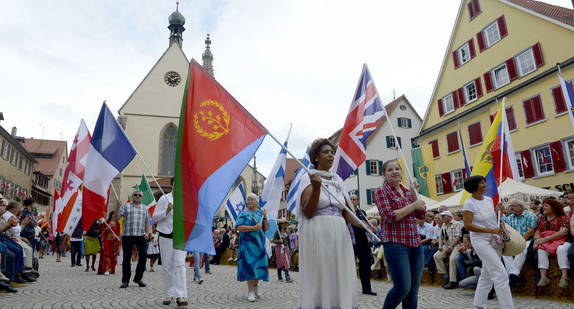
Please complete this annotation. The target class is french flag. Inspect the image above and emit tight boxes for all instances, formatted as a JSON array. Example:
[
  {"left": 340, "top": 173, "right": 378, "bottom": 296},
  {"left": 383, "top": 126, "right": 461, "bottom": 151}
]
[{"left": 82, "top": 103, "right": 136, "bottom": 231}]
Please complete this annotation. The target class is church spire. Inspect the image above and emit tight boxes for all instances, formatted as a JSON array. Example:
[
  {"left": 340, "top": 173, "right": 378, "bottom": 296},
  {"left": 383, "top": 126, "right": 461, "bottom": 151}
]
[
  {"left": 202, "top": 34, "right": 214, "bottom": 76},
  {"left": 168, "top": 1, "right": 186, "bottom": 48}
]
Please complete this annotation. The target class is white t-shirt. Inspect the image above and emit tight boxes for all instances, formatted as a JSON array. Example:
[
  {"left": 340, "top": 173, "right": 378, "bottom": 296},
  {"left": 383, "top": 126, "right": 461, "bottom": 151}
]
[{"left": 463, "top": 196, "right": 496, "bottom": 241}]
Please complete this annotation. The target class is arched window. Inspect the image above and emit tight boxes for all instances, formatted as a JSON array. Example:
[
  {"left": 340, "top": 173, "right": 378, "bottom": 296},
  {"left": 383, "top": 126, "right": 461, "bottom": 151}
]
[{"left": 160, "top": 124, "right": 178, "bottom": 176}]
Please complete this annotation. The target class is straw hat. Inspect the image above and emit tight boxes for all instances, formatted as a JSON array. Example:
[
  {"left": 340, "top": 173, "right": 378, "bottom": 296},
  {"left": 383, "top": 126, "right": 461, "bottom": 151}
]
[
  {"left": 277, "top": 217, "right": 289, "bottom": 225},
  {"left": 502, "top": 224, "right": 526, "bottom": 256}
]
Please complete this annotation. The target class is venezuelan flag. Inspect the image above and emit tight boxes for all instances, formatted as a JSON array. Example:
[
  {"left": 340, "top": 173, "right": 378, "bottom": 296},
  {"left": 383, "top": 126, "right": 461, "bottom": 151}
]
[
  {"left": 461, "top": 100, "right": 519, "bottom": 206},
  {"left": 173, "top": 59, "right": 267, "bottom": 254}
]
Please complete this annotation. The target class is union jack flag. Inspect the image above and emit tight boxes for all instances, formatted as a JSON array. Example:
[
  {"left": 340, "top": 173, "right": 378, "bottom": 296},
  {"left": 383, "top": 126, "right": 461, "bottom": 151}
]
[{"left": 332, "top": 64, "right": 386, "bottom": 180}]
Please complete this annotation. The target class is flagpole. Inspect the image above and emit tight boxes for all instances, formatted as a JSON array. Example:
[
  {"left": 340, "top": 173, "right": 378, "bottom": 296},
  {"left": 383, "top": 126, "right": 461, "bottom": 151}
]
[
  {"left": 266, "top": 132, "right": 380, "bottom": 242},
  {"left": 101, "top": 217, "right": 121, "bottom": 242},
  {"left": 497, "top": 98, "right": 506, "bottom": 226}
]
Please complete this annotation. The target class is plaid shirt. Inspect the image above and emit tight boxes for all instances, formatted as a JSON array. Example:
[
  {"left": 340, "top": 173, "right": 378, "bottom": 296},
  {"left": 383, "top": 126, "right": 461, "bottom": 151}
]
[
  {"left": 120, "top": 202, "right": 151, "bottom": 236},
  {"left": 440, "top": 220, "right": 462, "bottom": 249},
  {"left": 374, "top": 182, "right": 426, "bottom": 247},
  {"left": 507, "top": 210, "right": 537, "bottom": 238}
]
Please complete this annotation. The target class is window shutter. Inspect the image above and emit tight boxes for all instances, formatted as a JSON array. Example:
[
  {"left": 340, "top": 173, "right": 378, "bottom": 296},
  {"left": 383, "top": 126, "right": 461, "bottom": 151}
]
[
  {"left": 523, "top": 98, "right": 535, "bottom": 124},
  {"left": 489, "top": 113, "right": 495, "bottom": 124},
  {"left": 366, "top": 159, "right": 371, "bottom": 175},
  {"left": 407, "top": 118, "right": 412, "bottom": 128},
  {"left": 472, "top": 0, "right": 481, "bottom": 18},
  {"left": 442, "top": 172, "right": 452, "bottom": 193},
  {"left": 475, "top": 77, "right": 483, "bottom": 98},
  {"left": 552, "top": 86, "right": 568, "bottom": 114},
  {"left": 398, "top": 117, "right": 402, "bottom": 127},
  {"left": 438, "top": 98, "right": 444, "bottom": 117},
  {"left": 397, "top": 137, "right": 402, "bottom": 148},
  {"left": 462, "top": 168, "right": 467, "bottom": 180},
  {"left": 533, "top": 95, "right": 544, "bottom": 121},
  {"left": 458, "top": 88, "right": 465, "bottom": 107},
  {"left": 452, "top": 50, "right": 460, "bottom": 69},
  {"left": 550, "top": 141, "right": 566, "bottom": 172},
  {"left": 378, "top": 160, "right": 383, "bottom": 175},
  {"left": 484, "top": 71, "right": 494, "bottom": 93},
  {"left": 521, "top": 150, "right": 534, "bottom": 178},
  {"left": 430, "top": 140, "right": 439, "bottom": 158},
  {"left": 506, "top": 107, "right": 517, "bottom": 131},
  {"left": 506, "top": 58, "right": 518, "bottom": 81},
  {"left": 469, "top": 38, "right": 476, "bottom": 59},
  {"left": 497, "top": 15, "right": 508, "bottom": 38},
  {"left": 467, "top": 1, "right": 475, "bottom": 19},
  {"left": 452, "top": 90, "right": 460, "bottom": 109},
  {"left": 468, "top": 122, "right": 483, "bottom": 145},
  {"left": 477, "top": 31, "right": 486, "bottom": 52},
  {"left": 366, "top": 189, "right": 372, "bottom": 205},
  {"left": 386, "top": 136, "right": 391, "bottom": 148},
  {"left": 532, "top": 42, "right": 544, "bottom": 67}
]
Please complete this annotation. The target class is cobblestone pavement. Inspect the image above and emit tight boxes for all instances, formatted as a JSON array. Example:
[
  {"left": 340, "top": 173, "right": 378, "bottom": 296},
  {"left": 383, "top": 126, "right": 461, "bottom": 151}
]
[{"left": 2, "top": 254, "right": 571, "bottom": 308}]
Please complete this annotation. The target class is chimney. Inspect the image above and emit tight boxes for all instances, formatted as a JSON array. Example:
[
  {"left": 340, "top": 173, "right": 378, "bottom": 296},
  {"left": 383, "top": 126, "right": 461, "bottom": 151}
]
[{"left": 11, "top": 127, "right": 17, "bottom": 136}]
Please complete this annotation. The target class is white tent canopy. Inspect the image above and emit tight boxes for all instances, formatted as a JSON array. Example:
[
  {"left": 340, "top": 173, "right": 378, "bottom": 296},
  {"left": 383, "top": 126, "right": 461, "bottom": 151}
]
[{"left": 428, "top": 178, "right": 563, "bottom": 211}]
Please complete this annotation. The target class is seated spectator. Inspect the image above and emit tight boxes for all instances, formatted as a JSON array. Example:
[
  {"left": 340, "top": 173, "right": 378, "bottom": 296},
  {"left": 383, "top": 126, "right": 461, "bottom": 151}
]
[
  {"left": 3, "top": 202, "right": 37, "bottom": 281},
  {"left": 212, "top": 228, "right": 229, "bottom": 265},
  {"left": 0, "top": 199, "right": 32, "bottom": 284},
  {"left": 566, "top": 191, "right": 574, "bottom": 268},
  {"left": 502, "top": 198, "right": 537, "bottom": 287},
  {"left": 416, "top": 218, "right": 434, "bottom": 262},
  {"left": 530, "top": 200, "right": 542, "bottom": 218},
  {"left": 433, "top": 210, "right": 462, "bottom": 289},
  {"left": 228, "top": 229, "right": 239, "bottom": 262},
  {"left": 423, "top": 213, "right": 442, "bottom": 273},
  {"left": 20, "top": 198, "right": 37, "bottom": 254},
  {"left": 533, "top": 198, "right": 571, "bottom": 288}
]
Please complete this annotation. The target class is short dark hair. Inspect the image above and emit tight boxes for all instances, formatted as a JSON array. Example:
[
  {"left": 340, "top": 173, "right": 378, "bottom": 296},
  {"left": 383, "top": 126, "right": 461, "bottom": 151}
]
[
  {"left": 309, "top": 138, "right": 336, "bottom": 169},
  {"left": 170, "top": 177, "right": 174, "bottom": 186},
  {"left": 108, "top": 211, "right": 115, "bottom": 222},
  {"left": 6, "top": 201, "right": 20, "bottom": 212},
  {"left": 23, "top": 198, "right": 34, "bottom": 206},
  {"left": 532, "top": 200, "right": 541, "bottom": 206},
  {"left": 542, "top": 198, "right": 565, "bottom": 216},
  {"left": 464, "top": 175, "right": 485, "bottom": 193}
]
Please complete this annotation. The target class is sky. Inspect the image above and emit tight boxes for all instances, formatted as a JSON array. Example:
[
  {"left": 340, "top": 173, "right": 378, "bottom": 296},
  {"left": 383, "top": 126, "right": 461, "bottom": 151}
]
[{"left": 1, "top": 0, "right": 572, "bottom": 178}]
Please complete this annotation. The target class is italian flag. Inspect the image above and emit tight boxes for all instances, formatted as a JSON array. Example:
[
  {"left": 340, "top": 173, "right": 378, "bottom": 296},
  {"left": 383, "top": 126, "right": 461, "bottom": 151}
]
[{"left": 139, "top": 175, "right": 157, "bottom": 221}]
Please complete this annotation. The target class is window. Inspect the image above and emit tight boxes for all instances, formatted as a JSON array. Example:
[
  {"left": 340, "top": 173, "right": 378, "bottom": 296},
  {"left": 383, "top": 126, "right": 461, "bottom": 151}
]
[
  {"left": 458, "top": 43, "right": 471, "bottom": 65},
  {"left": 515, "top": 155, "right": 525, "bottom": 179},
  {"left": 389, "top": 136, "right": 396, "bottom": 148},
  {"left": 551, "top": 80, "right": 574, "bottom": 115},
  {"left": 446, "top": 131, "right": 460, "bottom": 154},
  {"left": 464, "top": 81, "right": 478, "bottom": 104},
  {"left": 370, "top": 160, "right": 379, "bottom": 175},
  {"left": 484, "top": 21, "right": 501, "bottom": 48},
  {"left": 564, "top": 138, "right": 574, "bottom": 170},
  {"left": 429, "top": 139, "right": 440, "bottom": 159},
  {"left": 18, "top": 156, "right": 23, "bottom": 170},
  {"left": 467, "top": 122, "right": 483, "bottom": 146},
  {"left": 10, "top": 150, "right": 17, "bottom": 166},
  {"left": 515, "top": 49, "right": 536, "bottom": 77},
  {"left": 59, "top": 168, "right": 63, "bottom": 176},
  {"left": 451, "top": 169, "right": 464, "bottom": 191},
  {"left": 160, "top": 124, "right": 178, "bottom": 175},
  {"left": 436, "top": 175, "right": 443, "bottom": 194},
  {"left": 24, "top": 161, "right": 30, "bottom": 175},
  {"left": 468, "top": 0, "right": 481, "bottom": 20},
  {"left": 443, "top": 94, "right": 455, "bottom": 115},
  {"left": 399, "top": 105, "right": 406, "bottom": 111},
  {"left": 398, "top": 117, "right": 411, "bottom": 128},
  {"left": 533, "top": 146, "right": 553, "bottom": 176},
  {"left": 1, "top": 141, "right": 9, "bottom": 160},
  {"left": 523, "top": 95, "right": 545, "bottom": 125},
  {"left": 492, "top": 64, "right": 510, "bottom": 89}
]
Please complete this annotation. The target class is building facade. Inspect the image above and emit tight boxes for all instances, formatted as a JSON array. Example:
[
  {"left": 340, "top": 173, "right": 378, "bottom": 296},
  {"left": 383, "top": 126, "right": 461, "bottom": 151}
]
[{"left": 0, "top": 125, "right": 36, "bottom": 203}]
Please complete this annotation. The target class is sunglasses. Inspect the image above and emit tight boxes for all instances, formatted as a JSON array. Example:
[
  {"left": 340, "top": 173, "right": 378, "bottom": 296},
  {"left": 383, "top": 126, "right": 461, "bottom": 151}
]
[{"left": 133, "top": 194, "right": 142, "bottom": 197}]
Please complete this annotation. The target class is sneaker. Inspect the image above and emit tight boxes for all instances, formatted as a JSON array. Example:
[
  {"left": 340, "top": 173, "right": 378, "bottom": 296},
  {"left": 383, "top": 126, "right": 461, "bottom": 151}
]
[
  {"left": 104, "top": 271, "right": 110, "bottom": 276},
  {"left": 278, "top": 278, "right": 284, "bottom": 282},
  {"left": 247, "top": 292, "right": 256, "bottom": 302},
  {"left": 559, "top": 278, "right": 569, "bottom": 288},
  {"left": 370, "top": 264, "right": 376, "bottom": 271},
  {"left": 198, "top": 278, "right": 204, "bottom": 284},
  {"left": 537, "top": 277, "right": 550, "bottom": 287},
  {"left": 149, "top": 268, "right": 154, "bottom": 272},
  {"left": 206, "top": 270, "right": 212, "bottom": 274},
  {"left": 285, "top": 278, "right": 294, "bottom": 283},
  {"left": 254, "top": 286, "right": 261, "bottom": 297},
  {"left": 228, "top": 257, "right": 233, "bottom": 261},
  {"left": 423, "top": 266, "right": 433, "bottom": 273},
  {"left": 234, "top": 258, "right": 237, "bottom": 261}
]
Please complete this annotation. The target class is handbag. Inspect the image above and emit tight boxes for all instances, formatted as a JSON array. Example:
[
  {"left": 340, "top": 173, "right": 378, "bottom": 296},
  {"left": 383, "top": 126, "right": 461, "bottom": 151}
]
[{"left": 502, "top": 222, "right": 526, "bottom": 256}]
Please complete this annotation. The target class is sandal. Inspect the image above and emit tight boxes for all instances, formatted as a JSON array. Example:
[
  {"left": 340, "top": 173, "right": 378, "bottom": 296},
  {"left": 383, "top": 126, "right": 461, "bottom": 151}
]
[
  {"left": 176, "top": 298, "right": 188, "bottom": 306},
  {"left": 163, "top": 298, "right": 173, "bottom": 305}
]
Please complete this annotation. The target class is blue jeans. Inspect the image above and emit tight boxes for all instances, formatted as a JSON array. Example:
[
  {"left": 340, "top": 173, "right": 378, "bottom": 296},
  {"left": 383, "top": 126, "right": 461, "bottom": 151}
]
[
  {"left": 424, "top": 245, "right": 438, "bottom": 267},
  {"left": 456, "top": 249, "right": 472, "bottom": 280},
  {"left": 204, "top": 254, "right": 211, "bottom": 272},
  {"left": 192, "top": 252, "right": 202, "bottom": 279},
  {"left": 382, "top": 243, "right": 424, "bottom": 309}
]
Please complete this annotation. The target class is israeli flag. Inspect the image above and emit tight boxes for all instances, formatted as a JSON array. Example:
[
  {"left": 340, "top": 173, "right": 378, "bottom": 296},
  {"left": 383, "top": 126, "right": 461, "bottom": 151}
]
[
  {"left": 226, "top": 182, "right": 246, "bottom": 225},
  {"left": 259, "top": 128, "right": 291, "bottom": 221},
  {"left": 286, "top": 147, "right": 311, "bottom": 215}
]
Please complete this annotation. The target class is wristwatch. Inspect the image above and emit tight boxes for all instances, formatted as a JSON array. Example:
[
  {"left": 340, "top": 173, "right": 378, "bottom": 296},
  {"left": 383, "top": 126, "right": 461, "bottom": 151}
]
[{"left": 545, "top": 236, "right": 550, "bottom": 241}]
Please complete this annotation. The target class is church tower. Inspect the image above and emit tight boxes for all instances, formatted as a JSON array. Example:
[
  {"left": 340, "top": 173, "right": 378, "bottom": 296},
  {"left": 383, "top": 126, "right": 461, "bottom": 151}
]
[
  {"left": 202, "top": 34, "right": 214, "bottom": 76},
  {"left": 168, "top": 2, "right": 185, "bottom": 48}
]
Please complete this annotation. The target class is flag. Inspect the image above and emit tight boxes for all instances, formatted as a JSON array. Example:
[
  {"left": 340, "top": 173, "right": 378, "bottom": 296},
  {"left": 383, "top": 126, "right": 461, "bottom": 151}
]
[
  {"left": 411, "top": 146, "right": 437, "bottom": 200},
  {"left": 260, "top": 128, "right": 291, "bottom": 221},
  {"left": 461, "top": 100, "right": 520, "bottom": 206},
  {"left": 173, "top": 59, "right": 267, "bottom": 254},
  {"left": 55, "top": 120, "right": 91, "bottom": 237},
  {"left": 458, "top": 122, "right": 472, "bottom": 176},
  {"left": 286, "top": 147, "right": 311, "bottom": 215},
  {"left": 83, "top": 103, "right": 137, "bottom": 231},
  {"left": 395, "top": 156, "right": 408, "bottom": 185},
  {"left": 139, "top": 175, "right": 157, "bottom": 224},
  {"left": 332, "top": 64, "right": 386, "bottom": 180},
  {"left": 225, "top": 182, "right": 246, "bottom": 225},
  {"left": 558, "top": 74, "right": 574, "bottom": 130}
]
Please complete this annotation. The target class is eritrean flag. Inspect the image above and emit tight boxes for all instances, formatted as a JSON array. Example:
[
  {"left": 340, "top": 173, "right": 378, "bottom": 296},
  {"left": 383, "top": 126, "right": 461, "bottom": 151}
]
[{"left": 173, "top": 59, "right": 267, "bottom": 254}]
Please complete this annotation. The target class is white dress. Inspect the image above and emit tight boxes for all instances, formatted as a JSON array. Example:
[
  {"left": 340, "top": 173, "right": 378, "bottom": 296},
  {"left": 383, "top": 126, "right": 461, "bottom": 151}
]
[{"left": 297, "top": 171, "right": 358, "bottom": 309}]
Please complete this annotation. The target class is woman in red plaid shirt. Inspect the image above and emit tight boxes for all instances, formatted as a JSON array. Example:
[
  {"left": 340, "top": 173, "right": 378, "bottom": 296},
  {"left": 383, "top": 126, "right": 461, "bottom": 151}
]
[{"left": 374, "top": 160, "right": 426, "bottom": 309}]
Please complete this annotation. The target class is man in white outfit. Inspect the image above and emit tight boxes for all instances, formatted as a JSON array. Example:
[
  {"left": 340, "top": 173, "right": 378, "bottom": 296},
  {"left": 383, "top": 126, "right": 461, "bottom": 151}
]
[{"left": 153, "top": 178, "right": 188, "bottom": 306}]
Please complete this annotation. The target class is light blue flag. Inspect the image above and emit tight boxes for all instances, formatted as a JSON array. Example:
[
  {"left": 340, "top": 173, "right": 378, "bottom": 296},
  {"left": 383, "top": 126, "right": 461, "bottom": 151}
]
[
  {"left": 259, "top": 128, "right": 291, "bottom": 221},
  {"left": 225, "top": 182, "right": 246, "bottom": 225},
  {"left": 286, "top": 147, "right": 311, "bottom": 215}
]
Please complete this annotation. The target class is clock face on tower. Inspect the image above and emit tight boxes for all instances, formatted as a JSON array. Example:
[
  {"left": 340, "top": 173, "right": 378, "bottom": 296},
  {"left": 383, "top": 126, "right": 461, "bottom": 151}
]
[{"left": 164, "top": 71, "right": 181, "bottom": 87}]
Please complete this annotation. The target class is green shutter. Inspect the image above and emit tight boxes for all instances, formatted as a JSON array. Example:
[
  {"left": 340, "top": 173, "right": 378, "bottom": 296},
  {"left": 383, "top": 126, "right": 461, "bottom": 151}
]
[
  {"left": 366, "top": 188, "right": 372, "bottom": 205},
  {"left": 408, "top": 118, "right": 412, "bottom": 128},
  {"left": 398, "top": 137, "right": 402, "bottom": 148},
  {"left": 397, "top": 117, "right": 402, "bottom": 127},
  {"left": 366, "top": 160, "right": 371, "bottom": 175},
  {"left": 386, "top": 136, "right": 391, "bottom": 148},
  {"left": 378, "top": 160, "right": 383, "bottom": 175}
]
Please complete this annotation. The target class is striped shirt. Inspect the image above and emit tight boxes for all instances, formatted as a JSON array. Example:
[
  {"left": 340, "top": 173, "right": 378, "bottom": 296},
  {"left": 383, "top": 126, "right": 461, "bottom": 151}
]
[
  {"left": 374, "top": 182, "right": 426, "bottom": 247},
  {"left": 507, "top": 210, "right": 537, "bottom": 238},
  {"left": 119, "top": 202, "right": 151, "bottom": 236},
  {"left": 440, "top": 220, "right": 462, "bottom": 249}
]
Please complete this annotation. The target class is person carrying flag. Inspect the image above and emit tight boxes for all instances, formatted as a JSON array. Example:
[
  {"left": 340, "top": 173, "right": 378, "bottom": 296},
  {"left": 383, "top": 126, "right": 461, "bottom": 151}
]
[
  {"left": 152, "top": 177, "right": 188, "bottom": 307},
  {"left": 114, "top": 190, "right": 151, "bottom": 289}
]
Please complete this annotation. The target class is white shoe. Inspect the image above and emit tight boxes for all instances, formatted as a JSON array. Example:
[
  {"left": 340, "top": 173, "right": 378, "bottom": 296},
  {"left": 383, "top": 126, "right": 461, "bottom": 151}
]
[
  {"left": 198, "top": 278, "right": 204, "bottom": 284},
  {"left": 254, "top": 286, "right": 261, "bottom": 298},
  {"left": 104, "top": 271, "right": 110, "bottom": 276},
  {"left": 228, "top": 257, "right": 233, "bottom": 261},
  {"left": 247, "top": 292, "right": 256, "bottom": 302},
  {"left": 234, "top": 258, "right": 237, "bottom": 261}
]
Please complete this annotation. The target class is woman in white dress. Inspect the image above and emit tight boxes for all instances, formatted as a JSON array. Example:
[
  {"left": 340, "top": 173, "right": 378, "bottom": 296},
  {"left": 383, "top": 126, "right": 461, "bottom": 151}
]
[{"left": 298, "top": 138, "right": 362, "bottom": 309}]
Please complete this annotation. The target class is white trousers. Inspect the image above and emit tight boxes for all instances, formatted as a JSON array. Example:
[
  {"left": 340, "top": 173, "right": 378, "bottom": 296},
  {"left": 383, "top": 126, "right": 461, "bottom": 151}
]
[
  {"left": 537, "top": 242, "right": 571, "bottom": 270},
  {"left": 471, "top": 235, "right": 514, "bottom": 309},
  {"left": 502, "top": 240, "right": 531, "bottom": 276},
  {"left": 159, "top": 236, "right": 188, "bottom": 298}
]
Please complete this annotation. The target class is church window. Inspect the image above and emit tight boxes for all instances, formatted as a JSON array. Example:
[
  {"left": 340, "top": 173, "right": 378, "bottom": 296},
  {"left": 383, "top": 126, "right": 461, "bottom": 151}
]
[{"left": 161, "top": 125, "right": 178, "bottom": 176}]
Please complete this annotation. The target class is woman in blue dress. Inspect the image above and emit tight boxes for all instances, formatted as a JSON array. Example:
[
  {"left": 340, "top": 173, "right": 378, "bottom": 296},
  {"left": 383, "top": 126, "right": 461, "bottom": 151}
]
[{"left": 235, "top": 193, "right": 269, "bottom": 302}]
